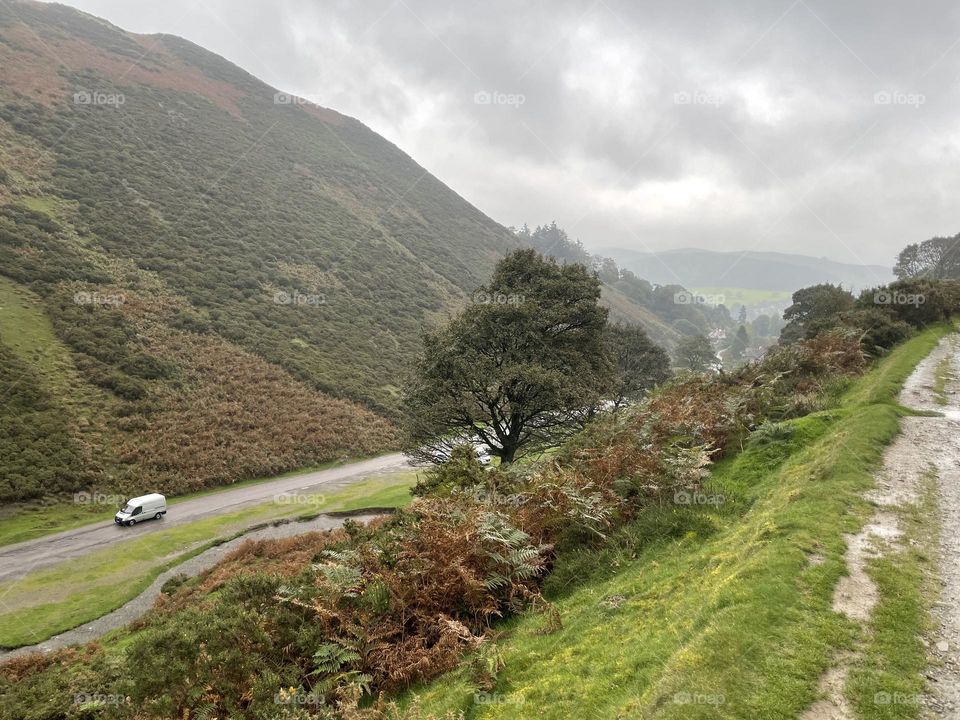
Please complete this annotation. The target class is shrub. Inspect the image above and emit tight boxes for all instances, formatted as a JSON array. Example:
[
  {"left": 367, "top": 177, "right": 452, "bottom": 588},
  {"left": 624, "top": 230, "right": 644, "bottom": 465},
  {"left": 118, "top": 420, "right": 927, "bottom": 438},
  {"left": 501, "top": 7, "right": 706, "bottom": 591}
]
[
  {"left": 836, "top": 307, "right": 913, "bottom": 354},
  {"left": 411, "top": 445, "right": 493, "bottom": 497}
]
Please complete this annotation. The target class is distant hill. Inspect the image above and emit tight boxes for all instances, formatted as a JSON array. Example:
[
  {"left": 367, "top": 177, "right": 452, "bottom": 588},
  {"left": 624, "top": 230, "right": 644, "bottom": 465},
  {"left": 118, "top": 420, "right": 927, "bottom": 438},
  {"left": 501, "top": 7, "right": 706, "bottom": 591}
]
[
  {"left": 518, "top": 223, "right": 735, "bottom": 349},
  {"left": 599, "top": 248, "right": 893, "bottom": 295}
]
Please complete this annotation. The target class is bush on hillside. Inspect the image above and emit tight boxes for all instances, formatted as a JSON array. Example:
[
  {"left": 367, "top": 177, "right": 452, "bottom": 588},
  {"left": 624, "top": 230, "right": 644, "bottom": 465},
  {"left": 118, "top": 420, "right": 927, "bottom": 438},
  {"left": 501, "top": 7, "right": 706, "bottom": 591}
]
[
  {"left": 836, "top": 307, "right": 913, "bottom": 355},
  {"left": 857, "top": 278, "right": 959, "bottom": 328}
]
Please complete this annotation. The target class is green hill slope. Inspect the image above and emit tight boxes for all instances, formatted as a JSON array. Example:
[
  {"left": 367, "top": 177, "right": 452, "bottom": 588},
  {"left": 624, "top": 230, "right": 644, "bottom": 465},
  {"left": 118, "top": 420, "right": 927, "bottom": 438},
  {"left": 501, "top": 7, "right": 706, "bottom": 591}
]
[
  {"left": 0, "top": 1, "right": 698, "bottom": 502},
  {"left": 0, "top": 0, "right": 521, "bottom": 500}
]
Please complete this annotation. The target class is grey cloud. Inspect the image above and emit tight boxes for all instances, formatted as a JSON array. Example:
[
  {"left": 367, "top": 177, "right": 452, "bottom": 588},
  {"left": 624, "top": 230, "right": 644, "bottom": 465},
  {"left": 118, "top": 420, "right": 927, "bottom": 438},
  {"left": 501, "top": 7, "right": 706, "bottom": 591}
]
[{"left": 46, "top": 0, "right": 960, "bottom": 265}]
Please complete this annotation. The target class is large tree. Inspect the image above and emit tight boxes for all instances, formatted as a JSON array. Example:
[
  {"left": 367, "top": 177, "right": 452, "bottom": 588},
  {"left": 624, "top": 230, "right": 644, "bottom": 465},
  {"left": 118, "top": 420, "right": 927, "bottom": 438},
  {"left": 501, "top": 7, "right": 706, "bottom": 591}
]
[
  {"left": 674, "top": 334, "right": 720, "bottom": 373},
  {"left": 403, "top": 249, "right": 613, "bottom": 465},
  {"left": 894, "top": 234, "right": 960, "bottom": 280}
]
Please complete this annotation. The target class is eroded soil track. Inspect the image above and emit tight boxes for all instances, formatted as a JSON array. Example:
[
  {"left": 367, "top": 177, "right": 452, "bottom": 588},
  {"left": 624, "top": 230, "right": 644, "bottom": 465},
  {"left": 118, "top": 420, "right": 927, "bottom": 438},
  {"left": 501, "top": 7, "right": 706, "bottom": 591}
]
[{"left": 802, "top": 332, "right": 960, "bottom": 720}]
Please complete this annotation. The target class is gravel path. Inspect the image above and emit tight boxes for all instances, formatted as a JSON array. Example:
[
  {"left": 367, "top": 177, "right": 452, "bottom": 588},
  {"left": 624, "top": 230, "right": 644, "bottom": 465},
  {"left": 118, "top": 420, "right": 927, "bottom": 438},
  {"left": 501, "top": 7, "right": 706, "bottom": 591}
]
[
  {"left": 801, "top": 332, "right": 960, "bottom": 720},
  {"left": 0, "top": 512, "right": 382, "bottom": 662},
  {"left": 920, "top": 334, "right": 960, "bottom": 719}
]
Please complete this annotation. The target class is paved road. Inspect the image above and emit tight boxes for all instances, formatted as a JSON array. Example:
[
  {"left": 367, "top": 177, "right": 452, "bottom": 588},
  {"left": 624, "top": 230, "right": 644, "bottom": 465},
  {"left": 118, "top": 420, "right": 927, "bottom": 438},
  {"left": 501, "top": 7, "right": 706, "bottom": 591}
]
[{"left": 0, "top": 453, "right": 410, "bottom": 584}]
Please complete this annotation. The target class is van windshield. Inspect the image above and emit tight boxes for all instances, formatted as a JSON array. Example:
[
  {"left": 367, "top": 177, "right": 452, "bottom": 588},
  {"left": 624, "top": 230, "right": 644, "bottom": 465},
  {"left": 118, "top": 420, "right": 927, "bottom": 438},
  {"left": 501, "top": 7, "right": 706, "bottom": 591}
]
[{"left": 120, "top": 504, "right": 134, "bottom": 514}]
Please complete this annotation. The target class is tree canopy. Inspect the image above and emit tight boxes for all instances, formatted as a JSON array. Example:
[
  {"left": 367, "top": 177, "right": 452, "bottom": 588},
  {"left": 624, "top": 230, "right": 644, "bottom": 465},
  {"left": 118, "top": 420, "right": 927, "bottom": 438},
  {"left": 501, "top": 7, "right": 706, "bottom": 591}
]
[
  {"left": 674, "top": 334, "right": 720, "bottom": 373},
  {"left": 780, "top": 284, "right": 855, "bottom": 343},
  {"left": 403, "top": 249, "right": 616, "bottom": 465},
  {"left": 604, "top": 323, "right": 672, "bottom": 408},
  {"left": 894, "top": 233, "right": 960, "bottom": 280}
]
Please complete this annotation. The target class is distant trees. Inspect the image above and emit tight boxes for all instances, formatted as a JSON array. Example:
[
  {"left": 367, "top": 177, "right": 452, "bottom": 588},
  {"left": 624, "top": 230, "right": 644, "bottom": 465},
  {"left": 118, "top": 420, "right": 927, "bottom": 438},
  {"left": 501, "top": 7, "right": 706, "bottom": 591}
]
[
  {"left": 605, "top": 323, "right": 671, "bottom": 407},
  {"left": 674, "top": 335, "right": 720, "bottom": 373},
  {"left": 894, "top": 233, "right": 960, "bottom": 280},
  {"left": 513, "top": 222, "right": 736, "bottom": 341},
  {"left": 751, "top": 314, "right": 771, "bottom": 338},
  {"left": 515, "top": 221, "right": 592, "bottom": 266},
  {"left": 597, "top": 257, "right": 620, "bottom": 284},
  {"left": 729, "top": 325, "right": 750, "bottom": 363}
]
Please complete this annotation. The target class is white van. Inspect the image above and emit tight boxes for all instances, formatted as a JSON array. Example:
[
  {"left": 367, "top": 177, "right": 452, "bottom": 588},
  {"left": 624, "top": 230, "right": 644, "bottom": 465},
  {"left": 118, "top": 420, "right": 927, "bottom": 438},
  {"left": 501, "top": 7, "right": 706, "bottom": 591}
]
[{"left": 115, "top": 493, "right": 167, "bottom": 526}]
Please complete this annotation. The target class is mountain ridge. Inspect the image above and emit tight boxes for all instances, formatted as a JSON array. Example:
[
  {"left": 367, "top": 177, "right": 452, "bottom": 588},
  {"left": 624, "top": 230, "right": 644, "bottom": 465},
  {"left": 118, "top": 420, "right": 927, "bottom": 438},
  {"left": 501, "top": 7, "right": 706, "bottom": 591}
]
[{"left": 599, "top": 246, "right": 893, "bottom": 293}]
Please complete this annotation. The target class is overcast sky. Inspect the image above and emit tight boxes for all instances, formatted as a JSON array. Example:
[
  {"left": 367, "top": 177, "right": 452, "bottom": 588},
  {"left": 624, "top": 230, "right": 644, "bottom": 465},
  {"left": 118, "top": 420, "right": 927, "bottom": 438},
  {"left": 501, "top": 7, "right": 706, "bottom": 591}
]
[{"left": 46, "top": 0, "right": 960, "bottom": 266}]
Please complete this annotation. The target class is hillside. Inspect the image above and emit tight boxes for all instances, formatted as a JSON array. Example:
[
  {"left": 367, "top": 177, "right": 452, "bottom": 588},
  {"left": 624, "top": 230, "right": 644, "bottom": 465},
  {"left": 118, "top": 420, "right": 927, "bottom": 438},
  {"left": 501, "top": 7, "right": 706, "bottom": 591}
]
[
  {"left": 602, "top": 247, "right": 893, "bottom": 297},
  {"left": 0, "top": 1, "right": 699, "bottom": 503},
  {"left": 0, "top": 0, "right": 524, "bottom": 501},
  {"left": 4, "top": 308, "right": 953, "bottom": 718}
]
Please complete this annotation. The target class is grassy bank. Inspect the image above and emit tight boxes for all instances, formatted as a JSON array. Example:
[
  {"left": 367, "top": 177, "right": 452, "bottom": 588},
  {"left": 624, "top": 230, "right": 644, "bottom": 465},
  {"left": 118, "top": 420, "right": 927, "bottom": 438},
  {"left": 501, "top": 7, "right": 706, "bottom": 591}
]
[
  {"left": 0, "top": 472, "right": 417, "bottom": 649},
  {"left": 404, "top": 325, "right": 952, "bottom": 719}
]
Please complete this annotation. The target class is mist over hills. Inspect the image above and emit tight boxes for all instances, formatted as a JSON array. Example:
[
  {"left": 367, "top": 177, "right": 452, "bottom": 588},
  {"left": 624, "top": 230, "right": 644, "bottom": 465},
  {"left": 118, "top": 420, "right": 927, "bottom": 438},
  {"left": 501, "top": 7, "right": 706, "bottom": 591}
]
[{"left": 600, "top": 247, "right": 893, "bottom": 295}]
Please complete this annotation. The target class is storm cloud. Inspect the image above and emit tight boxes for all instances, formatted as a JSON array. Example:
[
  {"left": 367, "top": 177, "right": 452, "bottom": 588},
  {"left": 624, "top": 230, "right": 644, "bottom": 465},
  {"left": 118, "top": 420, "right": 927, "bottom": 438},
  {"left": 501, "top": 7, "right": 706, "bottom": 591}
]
[{"left": 44, "top": 0, "right": 960, "bottom": 266}]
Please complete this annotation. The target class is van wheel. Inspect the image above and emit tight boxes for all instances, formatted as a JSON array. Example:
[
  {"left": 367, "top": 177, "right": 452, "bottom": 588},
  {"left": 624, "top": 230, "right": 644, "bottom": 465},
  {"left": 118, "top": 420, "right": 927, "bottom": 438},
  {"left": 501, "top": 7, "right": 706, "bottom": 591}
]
[
  {"left": 126, "top": 519, "right": 136, "bottom": 527},
  {"left": 154, "top": 512, "right": 162, "bottom": 520}
]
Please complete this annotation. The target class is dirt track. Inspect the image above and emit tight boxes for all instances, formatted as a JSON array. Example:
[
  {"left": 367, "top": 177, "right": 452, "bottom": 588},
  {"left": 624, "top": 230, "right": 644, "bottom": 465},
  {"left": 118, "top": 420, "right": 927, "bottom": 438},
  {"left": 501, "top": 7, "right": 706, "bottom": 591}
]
[{"left": 801, "top": 332, "right": 960, "bottom": 720}]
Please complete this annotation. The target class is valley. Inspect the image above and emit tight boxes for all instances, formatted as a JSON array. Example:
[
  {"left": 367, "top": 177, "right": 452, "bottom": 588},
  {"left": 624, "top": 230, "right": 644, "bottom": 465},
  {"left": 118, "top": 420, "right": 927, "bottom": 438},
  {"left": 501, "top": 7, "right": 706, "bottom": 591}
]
[{"left": 2, "top": 2, "right": 960, "bottom": 719}]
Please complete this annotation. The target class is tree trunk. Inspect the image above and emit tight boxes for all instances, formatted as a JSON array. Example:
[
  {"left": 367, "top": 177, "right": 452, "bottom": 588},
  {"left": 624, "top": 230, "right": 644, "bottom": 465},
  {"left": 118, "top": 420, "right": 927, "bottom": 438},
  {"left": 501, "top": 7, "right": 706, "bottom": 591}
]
[{"left": 499, "top": 444, "right": 517, "bottom": 465}]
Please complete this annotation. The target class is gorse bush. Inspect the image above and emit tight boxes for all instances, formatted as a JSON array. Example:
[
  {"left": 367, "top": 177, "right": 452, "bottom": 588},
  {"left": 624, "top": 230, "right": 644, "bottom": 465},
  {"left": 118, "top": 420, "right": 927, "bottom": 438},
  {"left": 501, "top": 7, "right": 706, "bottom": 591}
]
[{"left": 780, "top": 277, "right": 960, "bottom": 354}]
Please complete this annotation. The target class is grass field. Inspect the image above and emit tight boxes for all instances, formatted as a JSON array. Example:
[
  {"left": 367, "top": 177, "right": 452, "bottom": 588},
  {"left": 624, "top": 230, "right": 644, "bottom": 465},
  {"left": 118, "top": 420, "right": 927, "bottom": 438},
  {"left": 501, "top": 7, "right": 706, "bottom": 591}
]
[
  {"left": 0, "top": 471, "right": 417, "bottom": 648},
  {"left": 690, "top": 286, "right": 793, "bottom": 308},
  {"left": 403, "top": 326, "right": 952, "bottom": 719},
  {"left": 0, "top": 275, "right": 73, "bottom": 388}
]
